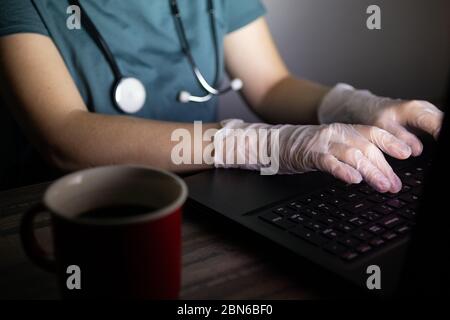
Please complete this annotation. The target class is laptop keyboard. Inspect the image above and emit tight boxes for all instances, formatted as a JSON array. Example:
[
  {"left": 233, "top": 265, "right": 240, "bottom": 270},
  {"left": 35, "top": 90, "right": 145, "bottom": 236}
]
[{"left": 258, "top": 164, "right": 427, "bottom": 262}]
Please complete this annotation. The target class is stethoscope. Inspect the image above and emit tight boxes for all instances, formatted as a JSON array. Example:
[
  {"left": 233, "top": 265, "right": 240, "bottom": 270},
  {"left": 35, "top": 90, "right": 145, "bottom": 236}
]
[{"left": 70, "top": 0, "right": 243, "bottom": 114}]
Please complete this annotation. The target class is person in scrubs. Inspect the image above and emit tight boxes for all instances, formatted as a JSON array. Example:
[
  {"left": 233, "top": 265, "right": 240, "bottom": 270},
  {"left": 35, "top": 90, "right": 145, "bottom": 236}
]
[{"left": 0, "top": 0, "right": 443, "bottom": 192}]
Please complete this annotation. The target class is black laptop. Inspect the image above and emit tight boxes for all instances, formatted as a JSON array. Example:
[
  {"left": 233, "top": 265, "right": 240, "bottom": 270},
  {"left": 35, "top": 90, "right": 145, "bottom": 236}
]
[{"left": 185, "top": 109, "right": 449, "bottom": 298}]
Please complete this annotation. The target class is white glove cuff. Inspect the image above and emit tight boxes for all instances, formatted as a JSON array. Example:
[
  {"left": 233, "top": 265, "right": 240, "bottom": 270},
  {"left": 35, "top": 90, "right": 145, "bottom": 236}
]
[
  {"left": 213, "top": 119, "right": 277, "bottom": 173},
  {"left": 213, "top": 119, "right": 252, "bottom": 170},
  {"left": 318, "top": 83, "right": 381, "bottom": 125}
]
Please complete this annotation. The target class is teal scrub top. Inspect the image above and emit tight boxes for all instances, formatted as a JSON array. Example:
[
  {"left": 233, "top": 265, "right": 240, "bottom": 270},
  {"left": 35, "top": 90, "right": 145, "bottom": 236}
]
[
  {"left": 0, "top": 0, "right": 266, "bottom": 122},
  {"left": 0, "top": 0, "right": 265, "bottom": 189}
]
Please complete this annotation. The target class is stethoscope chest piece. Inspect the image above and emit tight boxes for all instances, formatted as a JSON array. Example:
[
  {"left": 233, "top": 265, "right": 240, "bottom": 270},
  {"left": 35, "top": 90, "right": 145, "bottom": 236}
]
[{"left": 113, "top": 77, "right": 146, "bottom": 114}]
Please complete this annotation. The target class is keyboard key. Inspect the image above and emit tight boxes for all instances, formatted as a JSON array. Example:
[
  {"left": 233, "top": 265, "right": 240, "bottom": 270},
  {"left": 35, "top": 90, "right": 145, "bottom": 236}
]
[
  {"left": 360, "top": 211, "right": 381, "bottom": 221},
  {"left": 341, "top": 192, "right": 363, "bottom": 201},
  {"left": 398, "top": 193, "right": 419, "bottom": 203},
  {"left": 344, "top": 201, "right": 373, "bottom": 214},
  {"left": 331, "top": 210, "right": 351, "bottom": 220},
  {"left": 400, "top": 171, "right": 413, "bottom": 179},
  {"left": 365, "top": 224, "right": 385, "bottom": 235},
  {"left": 369, "top": 238, "right": 385, "bottom": 247},
  {"left": 380, "top": 215, "right": 404, "bottom": 229},
  {"left": 344, "top": 183, "right": 359, "bottom": 192},
  {"left": 298, "top": 196, "right": 314, "bottom": 205},
  {"left": 289, "top": 214, "right": 309, "bottom": 224},
  {"left": 313, "top": 192, "right": 327, "bottom": 200},
  {"left": 386, "top": 192, "right": 400, "bottom": 198},
  {"left": 287, "top": 201, "right": 303, "bottom": 211},
  {"left": 291, "top": 227, "right": 327, "bottom": 246},
  {"left": 382, "top": 231, "right": 398, "bottom": 241},
  {"left": 273, "top": 219, "right": 297, "bottom": 230},
  {"left": 400, "top": 185, "right": 412, "bottom": 193},
  {"left": 348, "top": 217, "right": 368, "bottom": 227},
  {"left": 320, "top": 206, "right": 334, "bottom": 214},
  {"left": 386, "top": 199, "right": 407, "bottom": 209},
  {"left": 324, "top": 242, "right": 347, "bottom": 256},
  {"left": 336, "top": 222, "right": 354, "bottom": 233},
  {"left": 315, "top": 203, "right": 333, "bottom": 214},
  {"left": 260, "top": 212, "right": 296, "bottom": 230},
  {"left": 396, "top": 224, "right": 413, "bottom": 234},
  {"left": 353, "top": 230, "right": 373, "bottom": 241},
  {"left": 326, "top": 187, "right": 340, "bottom": 195},
  {"left": 404, "top": 178, "right": 422, "bottom": 187},
  {"left": 338, "top": 236, "right": 360, "bottom": 248},
  {"left": 305, "top": 221, "right": 325, "bottom": 232},
  {"left": 368, "top": 194, "right": 388, "bottom": 203},
  {"left": 373, "top": 204, "right": 394, "bottom": 215},
  {"left": 358, "top": 186, "right": 374, "bottom": 195},
  {"left": 356, "top": 244, "right": 372, "bottom": 254},
  {"left": 411, "top": 187, "right": 423, "bottom": 197},
  {"left": 303, "top": 209, "right": 322, "bottom": 218},
  {"left": 340, "top": 251, "right": 359, "bottom": 261},
  {"left": 399, "top": 208, "right": 417, "bottom": 220},
  {"left": 260, "top": 212, "right": 282, "bottom": 223},
  {"left": 273, "top": 207, "right": 290, "bottom": 215},
  {"left": 317, "top": 216, "right": 336, "bottom": 226},
  {"left": 328, "top": 198, "right": 346, "bottom": 207},
  {"left": 322, "top": 228, "right": 341, "bottom": 239}
]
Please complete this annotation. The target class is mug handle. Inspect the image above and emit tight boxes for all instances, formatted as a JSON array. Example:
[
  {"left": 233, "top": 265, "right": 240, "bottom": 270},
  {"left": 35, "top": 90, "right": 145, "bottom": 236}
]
[{"left": 20, "top": 203, "right": 56, "bottom": 273}]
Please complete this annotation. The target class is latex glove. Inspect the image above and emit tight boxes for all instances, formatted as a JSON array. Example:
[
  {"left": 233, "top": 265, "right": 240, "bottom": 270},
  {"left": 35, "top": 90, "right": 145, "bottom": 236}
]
[
  {"left": 318, "top": 83, "right": 444, "bottom": 156},
  {"left": 214, "top": 120, "right": 412, "bottom": 193}
]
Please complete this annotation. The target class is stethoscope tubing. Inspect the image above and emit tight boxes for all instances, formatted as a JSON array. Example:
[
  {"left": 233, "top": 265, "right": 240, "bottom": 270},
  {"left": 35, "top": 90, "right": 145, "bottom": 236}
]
[
  {"left": 70, "top": 0, "right": 122, "bottom": 81},
  {"left": 70, "top": 0, "right": 241, "bottom": 111}
]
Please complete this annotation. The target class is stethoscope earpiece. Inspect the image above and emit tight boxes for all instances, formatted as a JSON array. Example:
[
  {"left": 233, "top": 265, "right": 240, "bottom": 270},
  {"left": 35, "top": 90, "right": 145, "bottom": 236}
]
[
  {"left": 177, "top": 77, "right": 243, "bottom": 104},
  {"left": 230, "top": 79, "right": 244, "bottom": 91},
  {"left": 178, "top": 91, "right": 193, "bottom": 103}
]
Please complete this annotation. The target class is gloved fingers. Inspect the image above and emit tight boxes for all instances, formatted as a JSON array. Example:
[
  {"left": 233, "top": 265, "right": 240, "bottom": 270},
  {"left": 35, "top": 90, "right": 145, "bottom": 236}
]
[
  {"left": 403, "top": 101, "right": 443, "bottom": 140},
  {"left": 315, "top": 153, "right": 363, "bottom": 185},
  {"left": 329, "top": 143, "right": 392, "bottom": 193},
  {"left": 383, "top": 122, "right": 424, "bottom": 157},
  {"left": 354, "top": 125, "right": 411, "bottom": 160},
  {"left": 344, "top": 131, "right": 402, "bottom": 193}
]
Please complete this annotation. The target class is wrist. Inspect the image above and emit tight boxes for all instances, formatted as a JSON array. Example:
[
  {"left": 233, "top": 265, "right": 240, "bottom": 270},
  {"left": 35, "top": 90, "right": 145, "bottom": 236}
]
[
  {"left": 213, "top": 119, "right": 284, "bottom": 175},
  {"left": 318, "top": 83, "right": 383, "bottom": 125}
]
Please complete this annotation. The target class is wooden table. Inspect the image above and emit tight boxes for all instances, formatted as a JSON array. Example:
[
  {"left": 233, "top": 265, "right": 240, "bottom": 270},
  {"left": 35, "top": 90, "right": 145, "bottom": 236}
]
[{"left": 0, "top": 182, "right": 359, "bottom": 299}]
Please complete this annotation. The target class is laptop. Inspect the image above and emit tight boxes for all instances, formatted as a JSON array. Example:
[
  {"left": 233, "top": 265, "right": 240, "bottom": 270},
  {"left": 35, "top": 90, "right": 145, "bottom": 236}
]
[{"left": 185, "top": 108, "right": 449, "bottom": 298}]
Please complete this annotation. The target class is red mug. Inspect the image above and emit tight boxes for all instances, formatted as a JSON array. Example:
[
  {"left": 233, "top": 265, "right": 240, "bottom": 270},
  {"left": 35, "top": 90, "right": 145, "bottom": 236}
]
[{"left": 20, "top": 165, "right": 187, "bottom": 299}]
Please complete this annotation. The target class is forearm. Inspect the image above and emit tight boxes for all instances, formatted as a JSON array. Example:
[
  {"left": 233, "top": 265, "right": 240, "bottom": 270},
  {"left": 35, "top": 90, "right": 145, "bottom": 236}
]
[
  {"left": 44, "top": 110, "right": 220, "bottom": 173},
  {"left": 252, "top": 75, "right": 330, "bottom": 125}
]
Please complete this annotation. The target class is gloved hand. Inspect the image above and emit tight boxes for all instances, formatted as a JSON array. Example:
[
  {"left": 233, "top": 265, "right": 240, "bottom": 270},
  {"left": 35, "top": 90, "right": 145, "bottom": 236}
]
[
  {"left": 214, "top": 120, "right": 412, "bottom": 193},
  {"left": 318, "top": 83, "right": 444, "bottom": 156}
]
